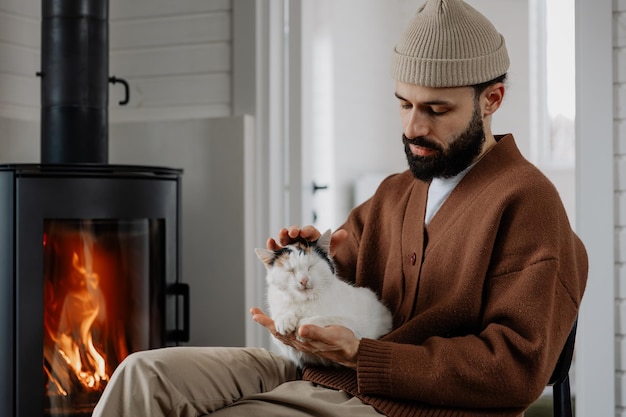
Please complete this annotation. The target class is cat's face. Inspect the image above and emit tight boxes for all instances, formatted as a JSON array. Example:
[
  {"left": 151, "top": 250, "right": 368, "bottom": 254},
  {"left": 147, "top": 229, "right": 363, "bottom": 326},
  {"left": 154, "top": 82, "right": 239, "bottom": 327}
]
[{"left": 255, "top": 230, "right": 335, "bottom": 299}]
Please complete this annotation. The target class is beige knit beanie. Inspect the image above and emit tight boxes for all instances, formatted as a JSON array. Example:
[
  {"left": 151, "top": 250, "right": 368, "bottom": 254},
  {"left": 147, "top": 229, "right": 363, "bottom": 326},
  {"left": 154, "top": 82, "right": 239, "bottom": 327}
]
[{"left": 392, "top": 0, "right": 509, "bottom": 87}]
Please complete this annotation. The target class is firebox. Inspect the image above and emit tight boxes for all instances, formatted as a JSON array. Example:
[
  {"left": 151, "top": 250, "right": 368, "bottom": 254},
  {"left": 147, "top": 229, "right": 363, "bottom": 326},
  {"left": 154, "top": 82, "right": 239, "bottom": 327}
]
[{"left": 0, "top": 165, "right": 188, "bottom": 417}]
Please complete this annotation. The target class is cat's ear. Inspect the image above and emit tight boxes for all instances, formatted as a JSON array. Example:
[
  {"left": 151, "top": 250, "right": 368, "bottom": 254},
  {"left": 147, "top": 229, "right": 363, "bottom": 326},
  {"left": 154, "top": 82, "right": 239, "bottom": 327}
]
[
  {"left": 316, "top": 229, "right": 332, "bottom": 253},
  {"left": 254, "top": 248, "right": 275, "bottom": 267}
]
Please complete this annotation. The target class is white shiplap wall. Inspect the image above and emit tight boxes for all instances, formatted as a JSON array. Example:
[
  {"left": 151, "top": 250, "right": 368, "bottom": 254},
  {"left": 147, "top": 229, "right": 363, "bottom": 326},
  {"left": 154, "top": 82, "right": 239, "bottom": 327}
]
[
  {"left": 0, "top": 0, "right": 233, "bottom": 121},
  {"left": 616, "top": 1, "right": 626, "bottom": 415},
  {"left": 109, "top": 0, "right": 232, "bottom": 121},
  {"left": 0, "top": 1, "right": 40, "bottom": 119}
]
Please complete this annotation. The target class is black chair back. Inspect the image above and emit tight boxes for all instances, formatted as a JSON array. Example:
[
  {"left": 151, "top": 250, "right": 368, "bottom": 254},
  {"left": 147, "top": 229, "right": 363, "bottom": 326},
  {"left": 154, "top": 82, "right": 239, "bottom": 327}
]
[{"left": 547, "top": 320, "right": 577, "bottom": 417}]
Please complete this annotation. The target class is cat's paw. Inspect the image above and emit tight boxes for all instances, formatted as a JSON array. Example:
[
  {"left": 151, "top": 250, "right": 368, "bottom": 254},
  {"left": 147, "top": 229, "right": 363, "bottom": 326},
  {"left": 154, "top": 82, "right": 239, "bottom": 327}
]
[
  {"left": 296, "top": 316, "right": 340, "bottom": 342},
  {"left": 300, "top": 315, "right": 348, "bottom": 329},
  {"left": 274, "top": 314, "right": 299, "bottom": 335}
]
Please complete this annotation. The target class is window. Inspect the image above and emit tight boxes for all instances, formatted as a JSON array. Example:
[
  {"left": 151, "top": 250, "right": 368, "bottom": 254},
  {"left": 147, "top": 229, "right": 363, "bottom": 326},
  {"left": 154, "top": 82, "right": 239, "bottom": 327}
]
[{"left": 530, "top": 0, "right": 576, "bottom": 169}]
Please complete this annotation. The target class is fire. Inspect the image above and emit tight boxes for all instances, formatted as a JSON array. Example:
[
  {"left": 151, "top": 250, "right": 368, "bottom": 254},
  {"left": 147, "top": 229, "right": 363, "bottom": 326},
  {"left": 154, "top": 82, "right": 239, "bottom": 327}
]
[
  {"left": 54, "top": 253, "right": 108, "bottom": 389},
  {"left": 44, "top": 229, "right": 110, "bottom": 396},
  {"left": 42, "top": 219, "right": 151, "bottom": 415}
]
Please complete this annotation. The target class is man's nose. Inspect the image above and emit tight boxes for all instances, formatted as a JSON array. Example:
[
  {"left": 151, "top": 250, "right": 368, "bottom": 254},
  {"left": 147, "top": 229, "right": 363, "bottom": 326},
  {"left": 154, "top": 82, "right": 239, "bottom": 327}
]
[{"left": 404, "top": 110, "right": 430, "bottom": 139}]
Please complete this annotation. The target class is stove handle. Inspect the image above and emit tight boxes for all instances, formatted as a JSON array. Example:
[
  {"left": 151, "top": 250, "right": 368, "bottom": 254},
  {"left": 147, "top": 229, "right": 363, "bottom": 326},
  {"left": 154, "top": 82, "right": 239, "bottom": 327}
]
[{"left": 167, "top": 282, "right": 190, "bottom": 343}]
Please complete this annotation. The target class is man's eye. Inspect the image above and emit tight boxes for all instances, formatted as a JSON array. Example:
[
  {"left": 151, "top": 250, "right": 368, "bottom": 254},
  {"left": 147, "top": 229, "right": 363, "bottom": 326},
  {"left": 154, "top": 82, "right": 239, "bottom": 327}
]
[
  {"left": 429, "top": 107, "right": 448, "bottom": 115},
  {"left": 400, "top": 102, "right": 412, "bottom": 110}
]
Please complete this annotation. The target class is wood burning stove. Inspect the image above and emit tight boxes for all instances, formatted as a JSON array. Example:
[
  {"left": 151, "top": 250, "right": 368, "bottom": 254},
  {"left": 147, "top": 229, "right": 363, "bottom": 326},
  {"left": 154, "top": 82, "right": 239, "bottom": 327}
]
[
  {"left": 0, "top": 165, "right": 187, "bottom": 417},
  {"left": 0, "top": 0, "right": 188, "bottom": 416}
]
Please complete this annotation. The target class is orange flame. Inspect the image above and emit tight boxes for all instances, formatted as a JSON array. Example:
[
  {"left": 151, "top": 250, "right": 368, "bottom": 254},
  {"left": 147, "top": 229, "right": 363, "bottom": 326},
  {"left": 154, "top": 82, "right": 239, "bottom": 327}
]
[
  {"left": 53, "top": 252, "right": 108, "bottom": 390},
  {"left": 43, "top": 220, "right": 150, "bottom": 415},
  {"left": 44, "top": 232, "right": 110, "bottom": 395}
]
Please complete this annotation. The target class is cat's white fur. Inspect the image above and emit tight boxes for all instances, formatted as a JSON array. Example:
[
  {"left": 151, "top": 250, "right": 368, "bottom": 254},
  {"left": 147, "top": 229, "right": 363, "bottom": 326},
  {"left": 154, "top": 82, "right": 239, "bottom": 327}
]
[{"left": 255, "top": 229, "right": 393, "bottom": 367}]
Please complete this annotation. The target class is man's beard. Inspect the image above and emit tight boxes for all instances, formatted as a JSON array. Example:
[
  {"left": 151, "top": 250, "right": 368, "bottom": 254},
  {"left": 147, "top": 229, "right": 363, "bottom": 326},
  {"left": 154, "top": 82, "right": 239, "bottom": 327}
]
[{"left": 403, "top": 105, "right": 485, "bottom": 182}]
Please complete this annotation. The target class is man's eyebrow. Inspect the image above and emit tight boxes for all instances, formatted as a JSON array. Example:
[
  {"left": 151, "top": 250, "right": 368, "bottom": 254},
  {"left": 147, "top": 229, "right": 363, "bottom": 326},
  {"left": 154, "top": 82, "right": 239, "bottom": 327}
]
[
  {"left": 394, "top": 92, "right": 452, "bottom": 106},
  {"left": 394, "top": 92, "right": 406, "bottom": 101}
]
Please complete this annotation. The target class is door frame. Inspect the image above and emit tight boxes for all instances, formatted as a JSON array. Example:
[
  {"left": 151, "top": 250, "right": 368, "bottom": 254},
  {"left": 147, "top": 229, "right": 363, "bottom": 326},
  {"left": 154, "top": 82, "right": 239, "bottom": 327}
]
[
  {"left": 574, "top": 0, "right": 615, "bottom": 414},
  {"left": 233, "top": 0, "right": 303, "bottom": 349}
]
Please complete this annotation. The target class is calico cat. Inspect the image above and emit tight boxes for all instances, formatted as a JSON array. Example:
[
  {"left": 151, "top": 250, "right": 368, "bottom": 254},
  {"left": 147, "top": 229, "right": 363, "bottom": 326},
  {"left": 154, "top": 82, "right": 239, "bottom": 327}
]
[{"left": 255, "top": 229, "right": 393, "bottom": 367}]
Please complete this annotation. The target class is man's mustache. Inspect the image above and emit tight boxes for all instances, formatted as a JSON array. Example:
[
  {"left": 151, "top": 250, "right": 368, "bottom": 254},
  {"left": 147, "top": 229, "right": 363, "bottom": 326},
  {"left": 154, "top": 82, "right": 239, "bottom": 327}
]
[{"left": 402, "top": 134, "right": 443, "bottom": 152}]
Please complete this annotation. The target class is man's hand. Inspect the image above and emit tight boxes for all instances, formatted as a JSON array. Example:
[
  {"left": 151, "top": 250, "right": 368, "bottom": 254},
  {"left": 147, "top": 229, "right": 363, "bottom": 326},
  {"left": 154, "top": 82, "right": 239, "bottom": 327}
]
[
  {"left": 266, "top": 225, "right": 348, "bottom": 256},
  {"left": 250, "top": 307, "right": 360, "bottom": 369}
]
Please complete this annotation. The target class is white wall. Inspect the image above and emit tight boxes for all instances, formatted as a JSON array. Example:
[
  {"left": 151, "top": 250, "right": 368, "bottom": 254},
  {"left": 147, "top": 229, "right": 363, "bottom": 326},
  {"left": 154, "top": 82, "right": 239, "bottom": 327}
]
[
  {"left": 0, "top": 0, "right": 39, "bottom": 120},
  {"left": 302, "top": 0, "right": 414, "bottom": 229},
  {"left": 573, "top": 0, "right": 616, "bottom": 415},
  {"left": 109, "top": 0, "right": 232, "bottom": 122},
  {"left": 0, "top": 0, "right": 233, "bottom": 122},
  {"left": 0, "top": 0, "right": 43, "bottom": 153},
  {"left": 0, "top": 0, "right": 39, "bottom": 164},
  {"left": 614, "top": 2, "right": 626, "bottom": 414}
]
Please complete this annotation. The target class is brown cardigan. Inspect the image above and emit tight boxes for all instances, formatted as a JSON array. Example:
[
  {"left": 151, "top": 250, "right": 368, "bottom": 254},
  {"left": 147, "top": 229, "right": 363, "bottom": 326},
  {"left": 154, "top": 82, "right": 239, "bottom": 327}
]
[{"left": 302, "top": 135, "right": 588, "bottom": 417}]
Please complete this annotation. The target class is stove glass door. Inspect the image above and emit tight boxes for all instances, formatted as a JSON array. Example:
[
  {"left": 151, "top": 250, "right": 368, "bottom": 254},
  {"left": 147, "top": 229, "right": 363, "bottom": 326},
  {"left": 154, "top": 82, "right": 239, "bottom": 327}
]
[{"left": 42, "top": 219, "right": 164, "bottom": 417}]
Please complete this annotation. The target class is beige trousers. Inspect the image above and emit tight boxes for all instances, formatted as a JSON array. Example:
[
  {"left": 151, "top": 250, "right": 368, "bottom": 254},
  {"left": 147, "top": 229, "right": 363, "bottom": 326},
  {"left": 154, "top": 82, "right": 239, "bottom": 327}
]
[{"left": 92, "top": 346, "right": 383, "bottom": 417}]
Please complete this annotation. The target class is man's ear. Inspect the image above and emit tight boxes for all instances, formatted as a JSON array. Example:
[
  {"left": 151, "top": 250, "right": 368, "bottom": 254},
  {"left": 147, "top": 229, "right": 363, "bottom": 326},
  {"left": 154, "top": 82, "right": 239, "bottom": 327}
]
[{"left": 482, "top": 82, "right": 505, "bottom": 116}]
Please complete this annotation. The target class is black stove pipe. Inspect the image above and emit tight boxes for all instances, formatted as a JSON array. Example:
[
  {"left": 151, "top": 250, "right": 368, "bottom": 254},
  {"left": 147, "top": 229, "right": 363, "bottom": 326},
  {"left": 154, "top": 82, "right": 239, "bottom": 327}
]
[{"left": 40, "top": 0, "right": 109, "bottom": 164}]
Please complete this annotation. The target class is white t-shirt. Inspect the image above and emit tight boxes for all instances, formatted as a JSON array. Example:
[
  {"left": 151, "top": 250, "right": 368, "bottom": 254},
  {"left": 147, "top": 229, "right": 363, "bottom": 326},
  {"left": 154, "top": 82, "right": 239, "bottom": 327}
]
[{"left": 424, "top": 165, "right": 474, "bottom": 225}]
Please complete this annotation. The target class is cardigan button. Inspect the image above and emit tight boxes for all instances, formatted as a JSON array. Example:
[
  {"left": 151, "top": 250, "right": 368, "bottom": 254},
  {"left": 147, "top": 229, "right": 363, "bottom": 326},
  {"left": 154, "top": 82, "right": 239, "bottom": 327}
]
[{"left": 410, "top": 252, "right": 417, "bottom": 265}]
